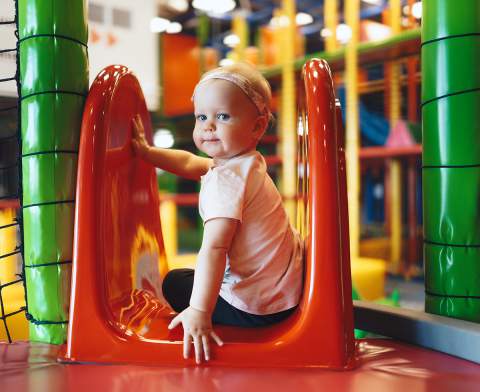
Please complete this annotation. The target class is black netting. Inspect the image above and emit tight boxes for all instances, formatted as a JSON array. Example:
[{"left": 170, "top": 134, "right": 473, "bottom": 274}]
[{"left": 0, "top": 0, "right": 26, "bottom": 343}]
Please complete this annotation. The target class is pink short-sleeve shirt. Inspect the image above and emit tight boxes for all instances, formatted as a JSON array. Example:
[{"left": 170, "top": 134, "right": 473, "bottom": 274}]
[{"left": 199, "top": 150, "right": 303, "bottom": 315}]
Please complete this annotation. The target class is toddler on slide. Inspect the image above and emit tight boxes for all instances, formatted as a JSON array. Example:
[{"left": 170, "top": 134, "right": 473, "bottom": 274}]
[{"left": 132, "top": 62, "right": 303, "bottom": 364}]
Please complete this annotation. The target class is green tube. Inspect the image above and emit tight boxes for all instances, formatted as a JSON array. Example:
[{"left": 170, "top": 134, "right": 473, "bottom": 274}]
[
  {"left": 423, "top": 92, "right": 480, "bottom": 166},
  {"left": 19, "top": 0, "right": 88, "bottom": 343},
  {"left": 422, "top": 0, "right": 480, "bottom": 322},
  {"left": 422, "top": 37, "right": 480, "bottom": 104}
]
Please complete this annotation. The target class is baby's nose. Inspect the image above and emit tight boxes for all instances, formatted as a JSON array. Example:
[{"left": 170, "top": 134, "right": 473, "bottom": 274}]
[{"left": 204, "top": 120, "right": 215, "bottom": 131}]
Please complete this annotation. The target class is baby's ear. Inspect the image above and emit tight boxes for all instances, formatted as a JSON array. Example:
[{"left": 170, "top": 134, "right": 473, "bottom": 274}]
[{"left": 253, "top": 115, "right": 268, "bottom": 140}]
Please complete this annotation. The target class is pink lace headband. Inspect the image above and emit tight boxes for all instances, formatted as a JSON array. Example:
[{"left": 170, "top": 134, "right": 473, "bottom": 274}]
[{"left": 192, "top": 71, "right": 268, "bottom": 115}]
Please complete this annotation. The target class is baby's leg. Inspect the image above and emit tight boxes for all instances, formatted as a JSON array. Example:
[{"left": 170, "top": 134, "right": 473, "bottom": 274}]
[
  {"left": 162, "top": 268, "right": 296, "bottom": 326},
  {"left": 162, "top": 268, "right": 194, "bottom": 313},
  {"left": 212, "top": 297, "right": 296, "bottom": 327}
]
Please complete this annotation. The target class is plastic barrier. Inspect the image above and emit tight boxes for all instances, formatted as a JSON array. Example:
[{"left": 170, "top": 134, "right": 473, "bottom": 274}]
[{"left": 62, "top": 59, "right": 355, "bottom": 368}]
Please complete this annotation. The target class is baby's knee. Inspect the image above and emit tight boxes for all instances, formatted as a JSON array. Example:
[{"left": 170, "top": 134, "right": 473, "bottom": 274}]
[
  {"left": 162, "top": 270, "right": 181, "bottom": 300},
  {"left": 161, "top": 269, "right": 194, "bottom": 312}
]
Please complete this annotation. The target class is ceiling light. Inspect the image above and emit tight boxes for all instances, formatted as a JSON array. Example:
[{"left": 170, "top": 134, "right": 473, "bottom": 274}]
[
  {"left": 168, "top": 0, "right": 189, "bottom": 13},
  {"left": 296, "top": 12, "right": 313, "bottom": 26},
  {"left": 150, "top": 17, "right": 170, "bottom": 33},
  {"left": 219, "top": 58, "right": 234, "bottom": 67},
  {"left": 192, "top": 0, "right": 235, "bottom": 14},
  {"left": 269, "top": 15, "right": 290, "bottom": 28},
  {"left": 411, "top": 2, "right": 422, "bottom": 19},
  {"left": 362, "top": 0, "right": 383, "bottom": 5},
  {"left": 166, "top": 22, "right": 182, "bottom": 34},
  {"left": 223, "top": 34, "right": 240, "bottom": 47},
  {"left": 336, "top": 23, "right": 352, "bottom": 44},
  {"left": 320, "top": 28, "right": 332, "bottom": 38},
  {"left": 154, "top": 129, "right": 174, "bottom": 148}
]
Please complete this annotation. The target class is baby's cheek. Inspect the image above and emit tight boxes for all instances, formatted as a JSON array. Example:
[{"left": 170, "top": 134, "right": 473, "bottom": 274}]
[{"left": 192, "top": 133, "right": 201, "bottom": 147}]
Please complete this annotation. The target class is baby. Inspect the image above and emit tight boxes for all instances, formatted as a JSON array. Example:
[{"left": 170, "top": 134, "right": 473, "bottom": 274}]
[{"left": 132, "top": 62, "right": 303, "bottom": 364}]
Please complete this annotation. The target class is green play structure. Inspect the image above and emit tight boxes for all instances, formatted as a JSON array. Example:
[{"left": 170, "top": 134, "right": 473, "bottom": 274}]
[
  {"left": 422, "top": 0, "right": 480, "bottom": 322},
  {"left": 19, "top": 0, "right": 88, "bottom": 343}
]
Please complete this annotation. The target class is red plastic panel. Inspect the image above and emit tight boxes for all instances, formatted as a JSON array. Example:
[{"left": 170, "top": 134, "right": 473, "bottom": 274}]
[{"left": 63, "top": 60, "right": 354, "bottom": 367}]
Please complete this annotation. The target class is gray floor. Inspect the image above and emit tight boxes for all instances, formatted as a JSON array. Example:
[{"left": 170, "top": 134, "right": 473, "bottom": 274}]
[{"left": 385, "top": 276, "right": 425, "bottom": 311}]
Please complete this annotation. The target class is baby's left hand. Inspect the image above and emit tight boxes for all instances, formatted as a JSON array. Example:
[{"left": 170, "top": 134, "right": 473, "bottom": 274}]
[
  {"left": 131, "top": 115, "right": 151, "bottom": 158},
  {"left": 168, "top": 306, "right": 223, "bottom": 364}
]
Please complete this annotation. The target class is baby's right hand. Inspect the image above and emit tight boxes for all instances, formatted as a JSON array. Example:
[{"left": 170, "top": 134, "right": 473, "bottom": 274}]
[{"left": 131, "top": 115, "right": 150, "bottom": 158}]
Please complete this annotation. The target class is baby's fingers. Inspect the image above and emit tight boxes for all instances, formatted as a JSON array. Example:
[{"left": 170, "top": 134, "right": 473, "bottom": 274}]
[
  {"left": 193, "top": 335, "right": 203, "bottom": 364},
  {"left": 132, "top": 116, "right": 144, "bottom": 137},
  {"left": 183, "top": 332, "right": 191, "bottom": 359},
  {"left": 168, "top": 314, "right": 182, "bottom": 330},
  {"left": 202, "top": 335, "right": 210, "bottom": 361},
  {"left": 210, "top": 331, "right": 223, "bottom": 347},
  {"left": 132, "top": 116, "right": 139, "bottom": 134}
]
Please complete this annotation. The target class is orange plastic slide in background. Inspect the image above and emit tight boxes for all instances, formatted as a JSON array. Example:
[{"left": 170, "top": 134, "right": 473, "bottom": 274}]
[{"left": 62, "top": 59, "right": 355, "bottom": 368}]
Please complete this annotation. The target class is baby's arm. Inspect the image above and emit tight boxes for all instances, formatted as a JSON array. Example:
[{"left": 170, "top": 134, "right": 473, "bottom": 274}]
[
  {"left": 168, "top": 217, "right": 238, "bottom": 363},
  {"left": 190, "top": 217, "right": 238, "bottom": 312},
  {"left": 132, "top": 115, "right": 212, "bottom": 181}
]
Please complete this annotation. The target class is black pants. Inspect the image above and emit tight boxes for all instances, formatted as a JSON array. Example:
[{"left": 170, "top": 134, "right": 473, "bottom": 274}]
[{"left": 162, "top": 268, "right": 296, "bottom": 328}]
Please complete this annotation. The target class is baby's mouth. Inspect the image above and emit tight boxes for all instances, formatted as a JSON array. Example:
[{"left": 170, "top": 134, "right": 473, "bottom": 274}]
[{"left": 203, "top": 138, "right": 219, "bottom": 143}]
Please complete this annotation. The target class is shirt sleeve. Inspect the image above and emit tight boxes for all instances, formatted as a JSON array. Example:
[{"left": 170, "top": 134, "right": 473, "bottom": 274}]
[{"left": 200, "top": 166, "right": 246, "bottom": 223}]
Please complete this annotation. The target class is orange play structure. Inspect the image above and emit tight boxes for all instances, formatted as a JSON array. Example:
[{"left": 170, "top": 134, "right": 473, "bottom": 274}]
[{"left": 63, "top": 59, "right": 355, "bottom": 368}]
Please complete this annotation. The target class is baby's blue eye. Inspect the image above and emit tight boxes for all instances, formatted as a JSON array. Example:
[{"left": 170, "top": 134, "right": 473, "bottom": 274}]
[
  {"left": 217, "top": 113, "right": 230, "bottom": 121},
  {"left": 196, "top": 114, "right": 207, "bottom": 121}
]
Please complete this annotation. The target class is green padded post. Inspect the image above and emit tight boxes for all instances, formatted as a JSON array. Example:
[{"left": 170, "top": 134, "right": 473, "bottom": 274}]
[
  {"left": 422, "top": 0, "right": 480, "bottom": 322},
  {"left": 18, "top": 0, "right": 88, "bottom": 343}
]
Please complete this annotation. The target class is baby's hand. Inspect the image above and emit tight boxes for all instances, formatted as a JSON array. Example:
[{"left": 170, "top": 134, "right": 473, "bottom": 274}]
[
  {"left": 168, "top": 306, "right": 223, "bottom": 364},
  {"left": 131, "top": 114, "right": 150, "bottom": 158}
]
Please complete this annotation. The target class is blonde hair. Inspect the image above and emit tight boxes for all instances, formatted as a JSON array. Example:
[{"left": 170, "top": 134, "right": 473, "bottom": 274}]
[{"left": 199, "top": 62, "right": 272, "bottom": 121}]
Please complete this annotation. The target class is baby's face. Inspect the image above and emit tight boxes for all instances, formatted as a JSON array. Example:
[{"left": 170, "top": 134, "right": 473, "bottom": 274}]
[{"left": 193, "top": 79, "right": 262, "bottom": 160}]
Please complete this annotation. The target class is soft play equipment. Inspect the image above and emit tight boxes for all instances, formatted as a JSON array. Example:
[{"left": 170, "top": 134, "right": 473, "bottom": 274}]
[
  {"left": 0, "top": 204, "right": 28, "bottom": 341},
  {"left": 337, "top": 87, "right": 389, "bottom": 146},
  {"left": 422, "top": 0, "right": 480, "bottom": 321},
  {"left": 18, "top": 0, "right": 88, "bottom": 343},
  {"left": 350, "top": 258, "right": 386, "bottom": 301},
  {"left": 352, "top": 286, "right": 400, "bottom": 338},
  {"left": 62, "top": 58, "right": 355, "bottom": 367},
  {"left": 334, "top": 99, "right": 387, "bottom": 301}
]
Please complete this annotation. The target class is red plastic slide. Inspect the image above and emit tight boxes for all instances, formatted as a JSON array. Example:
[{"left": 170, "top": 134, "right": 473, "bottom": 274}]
[{"left": 63, "top": 59, "right": 355, "bottom": 368}]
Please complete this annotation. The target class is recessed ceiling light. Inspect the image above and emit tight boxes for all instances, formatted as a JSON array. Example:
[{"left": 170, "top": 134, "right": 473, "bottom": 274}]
[
  {"left": 296, "top": 12, "right": 313, "bottom": 26},
  {"left": 269, "top": 15, "right": 290, "bottom": 28},
  {"left": 154, "top": 129, "right": 174, "bottom": 148},
  {"left": 362, "top": 0, "right": 383, "bottom": 5},
  {"left": 320, "top": 28, "right": 333, "bottom": 38},
  {"left": 168, "top": 0, "right": 189, "bottom": 13},
  {"left": 166, "top": 22, "right": 182, "bottom": 34},
  {"left": 150, "top": 17, "right": 170, "bottom": 33},
  {"left": 336, "top": 23, "right": 352, "bottom": 44},
  {"left": 223, "top": 34, "right": 240, "bottom": 47},
  {"left": 192, "top": 0, "right": 235, "bottom": 14},
  {"left": 219, "top": 58, "right": 235, "bottom": 67},
  {"left": 411, "top": 2, "right": 422, "bottom": 19}
]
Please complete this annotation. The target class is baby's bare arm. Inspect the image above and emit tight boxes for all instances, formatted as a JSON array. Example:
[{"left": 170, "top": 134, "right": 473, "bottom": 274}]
[
  {"left": 132, "top": 115, "right": 212, "bottom": 181},
  {"left": 167, "top": 218, "right": 236, "bottom": 363},
  {"left": 189, "top": 218, "right": 238, "bottom": 313}
]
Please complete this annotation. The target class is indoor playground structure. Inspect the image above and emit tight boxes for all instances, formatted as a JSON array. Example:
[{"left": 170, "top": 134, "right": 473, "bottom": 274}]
[{"left": 1, "top": 0, "right": 480, "bottom": 390}]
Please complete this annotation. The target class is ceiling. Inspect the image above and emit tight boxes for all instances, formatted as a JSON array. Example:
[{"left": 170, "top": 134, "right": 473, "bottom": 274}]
[
  {"left": 156, "top": 0, "right": 388, "bottom": 55},
  {"left": 157, "top": 1, "right": 388, "bottom": 34}
]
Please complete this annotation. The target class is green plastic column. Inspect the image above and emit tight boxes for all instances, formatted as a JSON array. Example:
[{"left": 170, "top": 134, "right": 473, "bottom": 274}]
[
  {"left": 19, "top": 0, "right": 88, "bottom": 343},
  {"left": 422, "top": 0, "right": 480, "bottom": 322}
]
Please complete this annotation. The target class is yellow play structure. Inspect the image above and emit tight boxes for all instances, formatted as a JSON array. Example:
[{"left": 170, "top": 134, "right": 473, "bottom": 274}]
[
  {"left": 0, "top": 206, "right": 28, "bottom": 341},
  {"left": 159, "top": 0, "right": 387, "bottom": 302}
]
